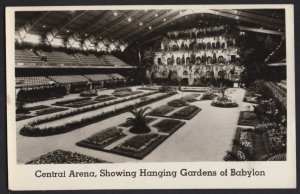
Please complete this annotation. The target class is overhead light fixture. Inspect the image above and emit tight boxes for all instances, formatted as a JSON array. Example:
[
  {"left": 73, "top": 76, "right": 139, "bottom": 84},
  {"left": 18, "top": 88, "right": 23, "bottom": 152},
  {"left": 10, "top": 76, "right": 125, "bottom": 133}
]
[
  {"left": 149, "top": 26, "right": 152, "bottom": 30},
  {"left": 139, "top": 22, "right": 143, "bottom": 26},
  {"left": 127, "top": 17, "right": 132, "bottom": 22},
  {"left": 113, "top": 12, "right": 118, "bottom": 16}
]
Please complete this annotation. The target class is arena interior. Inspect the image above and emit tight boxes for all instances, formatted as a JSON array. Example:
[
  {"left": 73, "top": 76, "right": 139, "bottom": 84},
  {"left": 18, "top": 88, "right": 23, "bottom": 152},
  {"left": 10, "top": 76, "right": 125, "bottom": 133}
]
[{"left": 14, "top": 9, "right": 287, "bottom": 163}]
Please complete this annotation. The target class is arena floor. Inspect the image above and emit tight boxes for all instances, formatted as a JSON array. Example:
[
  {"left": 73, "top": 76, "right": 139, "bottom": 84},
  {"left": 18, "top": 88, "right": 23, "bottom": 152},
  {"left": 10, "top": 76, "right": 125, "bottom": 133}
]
[{"left": 16, "top": 86, "right": 248, "bottom": 163}]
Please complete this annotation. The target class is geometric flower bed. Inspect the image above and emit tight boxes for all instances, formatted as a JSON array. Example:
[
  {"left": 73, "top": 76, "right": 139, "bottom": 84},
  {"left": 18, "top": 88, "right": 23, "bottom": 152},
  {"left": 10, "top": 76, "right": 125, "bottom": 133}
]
[
  {"left": 169, "top": 105, "right": 201, "bottom": 120},
  {"left": 152, "top": 119, "right": 185, "bottom": 134},
  {"left": 94, "top": 95, "right": 117, "bottom": 102},
  {"left": 113, "top": 91, "right": 143, "bottom": 97},
  {"left": 211, "top": 97, "right": 238, "bottom": 108},
  {"left": 26, "top": 149, "right": 108, "bottom": 164},
  {"left": 148, "top": 105, "right": 175, "bottom": 116},
  {"left": 20, "top": 92, "right": 176, "bottom": 137},
  {"left": 167, "top": 99, "right": 188, "bottom": 107},
  {"left": 201, "top": 91, "right": 218, "bottom": 100},
  {"left": 238, "top": 111, "right": 259, "bottom": 126},
  {"left": 16, "top": 114, "right": 34, "bottom": 121},
  {"left": 119, "top": 117, "right": 157, "bottom": 127},
  {"left": 181, "top": 94, "right": 200, "bottom": 102},
  {"left": 224, "top": 127, "right": 256, "bottom": 161},
  {"left": 52, "top": 97, "right": 91, "bottom": 106},
  {"left": 62, "top": 99, "right": 99, "bottom": 108},
  {"left": 35, "top": 107, "right": 68, "bottom": 115},
  {"left": 76, "top": 127, "right": 126, "bottom": 150},
  {"left": 111, "top": 133, "right": 168, "bottom": 159}
]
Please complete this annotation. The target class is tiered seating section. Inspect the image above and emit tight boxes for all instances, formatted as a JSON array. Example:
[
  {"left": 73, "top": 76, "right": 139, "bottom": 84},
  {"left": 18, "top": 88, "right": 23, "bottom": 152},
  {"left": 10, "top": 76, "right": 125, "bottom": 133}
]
[
  {"left": 16, "top": 76, "right": 52, "bottom": 88},
  {"left": 15, "top": 49, "right": 43, "bottom": 66},
  {"left": 16, "top": 74, "right": 126, "bottom": 88},
  {"left": 43, "top": 51, "right": 78, "bottom": 66},
  {"left": 84, "top": 74, "right": 112, "bottom": 82},
  {"left": 15, "top": 49, "right": 130, "bottom": 67},
  {"left": 75, "top": 53, "right": 105, "bottom": 66},
  {"left": 48, "top": 75, "right": 89, "bottom": 84},
  {"left": 101, "top": 55, "right": 128, "bottom": 66}
]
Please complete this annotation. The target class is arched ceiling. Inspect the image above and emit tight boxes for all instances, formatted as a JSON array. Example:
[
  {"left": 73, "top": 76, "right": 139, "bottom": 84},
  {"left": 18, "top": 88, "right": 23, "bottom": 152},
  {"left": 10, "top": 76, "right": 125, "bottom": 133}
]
[{"left": 15, "top": 9, "right": 285, "bottom": 47}]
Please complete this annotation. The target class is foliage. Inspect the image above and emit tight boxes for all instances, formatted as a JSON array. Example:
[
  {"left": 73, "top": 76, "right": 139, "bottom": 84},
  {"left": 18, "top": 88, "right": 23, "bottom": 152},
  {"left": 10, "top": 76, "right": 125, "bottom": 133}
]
[{"left": 127, "top": 107, "right": 152, "bottom": 134}]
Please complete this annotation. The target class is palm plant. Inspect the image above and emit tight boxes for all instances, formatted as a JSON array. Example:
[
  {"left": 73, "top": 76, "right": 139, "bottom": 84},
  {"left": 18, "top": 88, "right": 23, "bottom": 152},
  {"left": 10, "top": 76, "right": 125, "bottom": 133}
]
[{"left": 127, "top": 107, "right": 151, "bottom": 134}]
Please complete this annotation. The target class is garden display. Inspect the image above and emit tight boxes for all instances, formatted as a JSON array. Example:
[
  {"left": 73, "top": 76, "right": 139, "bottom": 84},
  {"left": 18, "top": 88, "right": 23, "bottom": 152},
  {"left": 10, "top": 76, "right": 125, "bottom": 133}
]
[
  {"left": 76, "top": 127, "right": 126, "bottom": 150},
  {"left": 170, "top": 105, "right": 201, "bottom": 120},
  {"left": 148, "top": 105, "right": 175, "bottom": 116},
  {"left": 211, "top": 97, "right": 238, "bottom": 108},
  {"left": 238, "top": 111, "right": 259, "bottom": 126},
  {"left": 26, "top": 150, "right": 107, "bottom": 164},
  {"left": 152, "top": 119, "right": 185, "bottom": 134},
  {"left": 111, "top": 133, "right": 168, "bottom": 159}
]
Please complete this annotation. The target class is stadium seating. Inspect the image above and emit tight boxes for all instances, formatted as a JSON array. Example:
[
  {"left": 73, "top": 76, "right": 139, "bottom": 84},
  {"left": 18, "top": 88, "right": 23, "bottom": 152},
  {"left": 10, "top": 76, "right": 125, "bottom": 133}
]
[
  {"left": 42, "top": 51, "right": 79, "bottom": 66},
  {"left": 48, "top": 75, "right": 89, "bottom": 84},
  {"left": 75, "top": 53, "right": 105, "bottom": 66},
  {"left": 15, "top": 49, "right": 44, "bottom": 66},
  {"left": 84, "top": 74, "right": 112, "bottom": 82},
  {"left": 101, "top": 55, "right": 128, "bottom": 66},
  {"left": 16, "top": 76, "right": 53, "bottom": 88}
]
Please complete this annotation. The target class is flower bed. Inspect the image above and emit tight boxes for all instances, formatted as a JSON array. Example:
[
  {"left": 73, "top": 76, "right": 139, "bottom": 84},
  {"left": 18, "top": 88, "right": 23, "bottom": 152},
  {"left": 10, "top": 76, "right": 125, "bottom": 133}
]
[
  {"left": 24, "top": 105, "right": 50, "bottom": 111},
  {"left": 211, "top": 97, "right": 238, "bottom": 108},
  {"left": 113, "top": 91, "right": 143, "bottom": 97},
  {"left": 152, "top": 119, "right": 185, "bottom": 134},
  {"left": 167, "top": 99, "right": 188, "bottom": 107},
  {"left": 201, "top": 91, "right": 218, "bottom": 100},
  {"left": 16, "top": 114, "right": 34, "bottom": 121},
  {"left": 76, "top": 127, "right": 126, "bottom": 150},
  {"left": 180, "top": 87, "right": 208, "bottom": 92},
  {"left": 53, "top": 97, "right": 91, "bottom": 106},
  {"left": 243, "top": 90, "right": 260, "bottom": 104},
  {"left": 238, "top": 111, "right": 259, "bottom": 126},
  {"left": 27, "top": 91, "right": 158, "bottom": 127},
  {"left": 119, "top": 117, "right": 157, "bottom": 127},
  {"left": 181, "top": 94, "right": 201, "bottom": 102},
  {"left": 35, "top": 107, "right": 68, "bottom": 116},
  {"left": 170, "top": 105, "right": 201, "bottom": 120},
  {"left": 148, "top": 105, "right": 175, "bottom": 116},
  {"left": 63, "top": 100, "right": 99, "bottom": 108},
  {"left": 20, "top": 92, "right": 176, "bottom": 136},
  {"left": 26, "top": 150, "right": 107, "bottom": 164},
  {"left": 111, "top": 133, "right": 168, "bottom": 159},
  {"left": 94, "top": 95, "right": 117, "bottom": 102},
  {"left": 80, "top": 89, "right": 98, "bottom": 97}
]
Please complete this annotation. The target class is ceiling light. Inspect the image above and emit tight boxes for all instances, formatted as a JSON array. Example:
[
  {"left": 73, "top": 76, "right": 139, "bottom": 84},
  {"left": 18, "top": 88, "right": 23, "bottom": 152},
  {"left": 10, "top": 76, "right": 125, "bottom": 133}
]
[
  {"left": 235, "top": 16, "right": 239, "bottom": 20},
  {"left": 149, "top": 26, "right": 152, "bottom": 30},
  {"left": 155, "top": 13, "right": 158, "bottom": 17},
  {"left": 127, "top": 17, "right": 132, "bottom": 22},
  {"left": 113, "top": 12, "right": 118, "bottom": 16},
  {"left": 139, "top": 22, "right": 143, "bottom": 26}
]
